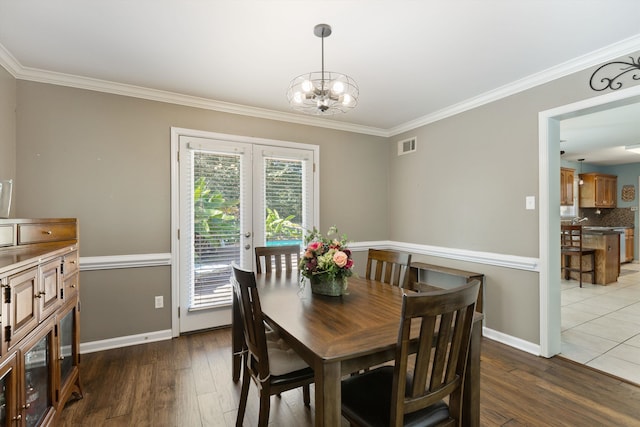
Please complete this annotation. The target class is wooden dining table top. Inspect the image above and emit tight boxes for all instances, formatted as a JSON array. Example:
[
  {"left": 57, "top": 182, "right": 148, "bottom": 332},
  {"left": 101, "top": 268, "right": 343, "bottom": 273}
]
[{"left": 256, "top": 272, "right": 406, "bottom": 365}]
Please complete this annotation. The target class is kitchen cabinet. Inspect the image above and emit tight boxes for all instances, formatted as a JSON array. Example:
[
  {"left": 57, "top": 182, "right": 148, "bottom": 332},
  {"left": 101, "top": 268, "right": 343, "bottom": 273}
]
[
  {"left": 579, "top": 173, "right": 617, "bottom": 208},
  {"left": 0, "top": 219, "right": 80, "bottom": 426},
  {"left": 625, "top": 228, "right": 634, "bottom": 262},
  {"left": 561, "top": 167, "right": 575, "bottom": 206}
]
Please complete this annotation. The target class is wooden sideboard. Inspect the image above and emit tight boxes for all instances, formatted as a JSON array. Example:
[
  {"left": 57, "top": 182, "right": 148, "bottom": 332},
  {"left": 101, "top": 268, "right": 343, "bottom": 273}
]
[{"left": 0, "top": 218, "right": 81, "bottom": 426}]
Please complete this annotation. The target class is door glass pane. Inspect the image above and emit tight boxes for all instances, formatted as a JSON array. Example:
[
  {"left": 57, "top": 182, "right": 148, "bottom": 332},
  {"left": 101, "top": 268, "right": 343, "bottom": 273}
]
[
  {"left": 0, "top": 370, "right": 8, "bottom": 425},
  {"left": 190, "top": 151, "right": 241, "bottom": 310},
  {"left": 25, "top": 334, "right": 50, "bottom": 427},
  {"left": 60, "top": 309, "right": 74, "bottom": 383},
  {"left": 264, "top": 158, "right": 303, "bottom": 247}
]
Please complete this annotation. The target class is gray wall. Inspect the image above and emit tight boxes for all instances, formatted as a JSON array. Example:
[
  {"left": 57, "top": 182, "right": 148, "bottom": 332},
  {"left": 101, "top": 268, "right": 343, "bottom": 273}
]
[
  {"left": 0, "top": 65, "right": 16, "bottom": 213},
  {"left": 388, "top": 51, "right": 640, "bottom": 343},
  {"left": 12, "top": 80, "right": 389, "bottom": 342}
]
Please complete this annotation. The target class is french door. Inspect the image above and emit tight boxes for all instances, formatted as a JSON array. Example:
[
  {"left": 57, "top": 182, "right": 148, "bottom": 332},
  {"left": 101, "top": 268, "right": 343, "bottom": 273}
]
[{"left": 175, "top": 132, "right": 316, "bottom": 333}]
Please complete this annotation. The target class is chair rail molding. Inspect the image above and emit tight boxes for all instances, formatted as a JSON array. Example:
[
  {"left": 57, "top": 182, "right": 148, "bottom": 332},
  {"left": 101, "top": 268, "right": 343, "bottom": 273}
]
[
  {"left": 81, "top": 243, "right": 537, "bottom": 273},
  {"left": 350, "top": 241, "right": 539, "bottom": 272},
  {"left": 80, "top": 253, "right": 171, "bottom": 271}
]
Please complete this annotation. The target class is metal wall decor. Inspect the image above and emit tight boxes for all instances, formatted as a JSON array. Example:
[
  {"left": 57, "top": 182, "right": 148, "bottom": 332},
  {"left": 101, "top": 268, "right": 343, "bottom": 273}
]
[
  {"left": 622, "top": 185, "right": 635, "bottom": 202},
  {"left": 589, "top": 55, "right": 640, "bottom": 91}
]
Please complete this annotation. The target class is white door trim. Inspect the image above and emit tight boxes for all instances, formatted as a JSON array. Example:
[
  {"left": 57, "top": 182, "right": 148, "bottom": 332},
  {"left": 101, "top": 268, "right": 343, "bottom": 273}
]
[
  {"left": 170, "top": 127, "right": 319, "bottom": 337},
  {"left": 538, "top": 84, "right": 640, "bottom": 357}
]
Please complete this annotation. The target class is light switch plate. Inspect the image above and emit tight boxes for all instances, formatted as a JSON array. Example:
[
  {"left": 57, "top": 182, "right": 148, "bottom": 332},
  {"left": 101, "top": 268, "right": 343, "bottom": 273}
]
[{"left": 526, "top": 196, "right": 535, "bottom": 210}]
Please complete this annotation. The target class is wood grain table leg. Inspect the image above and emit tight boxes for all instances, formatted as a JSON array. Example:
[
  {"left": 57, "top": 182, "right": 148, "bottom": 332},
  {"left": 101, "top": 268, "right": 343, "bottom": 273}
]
[{"left": 315, "top": 360, "right": 341, "bottom": 427}]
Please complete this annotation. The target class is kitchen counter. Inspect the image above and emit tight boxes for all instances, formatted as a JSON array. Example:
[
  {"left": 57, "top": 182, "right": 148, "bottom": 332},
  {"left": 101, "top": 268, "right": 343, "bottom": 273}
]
[{"left": 582, "top": 230, "right": 620, "bottom": 284}]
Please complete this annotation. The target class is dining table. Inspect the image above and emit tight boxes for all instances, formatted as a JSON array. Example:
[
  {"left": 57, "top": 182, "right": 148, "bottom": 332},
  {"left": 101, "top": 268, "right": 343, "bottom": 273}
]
[{"left": 250, "top": 272, "right": 483, "bottom": 427}]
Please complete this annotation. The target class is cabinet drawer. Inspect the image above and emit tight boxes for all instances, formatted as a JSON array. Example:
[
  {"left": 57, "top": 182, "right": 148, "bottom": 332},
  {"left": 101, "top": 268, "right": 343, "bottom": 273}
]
[
  {"left": 17, "top": 223, "right": 77, "bottom": 245},
  {"left": 63, "top": 272, "right": 79, "bottom": 301},
  {"left": 0, "top": 224, "right": 14, "bottom": 247},
  {"left": 63, "top": 251, "right": 79, "bottom": 276}
]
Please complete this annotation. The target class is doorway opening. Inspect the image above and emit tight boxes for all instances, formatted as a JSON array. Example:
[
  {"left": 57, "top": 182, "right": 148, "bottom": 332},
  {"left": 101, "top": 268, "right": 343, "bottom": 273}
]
[{"left": 539, "top": 85, "right": 640, "bottom": 360}]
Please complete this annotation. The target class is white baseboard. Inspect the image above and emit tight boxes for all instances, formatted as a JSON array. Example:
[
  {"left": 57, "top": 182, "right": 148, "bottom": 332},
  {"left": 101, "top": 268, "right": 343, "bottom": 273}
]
[
  {"left": 482, "top": 327, "right": 540, "bottom": 356},
  {"left": 80, "top": 329, "right": 173, "bottom": 354}
]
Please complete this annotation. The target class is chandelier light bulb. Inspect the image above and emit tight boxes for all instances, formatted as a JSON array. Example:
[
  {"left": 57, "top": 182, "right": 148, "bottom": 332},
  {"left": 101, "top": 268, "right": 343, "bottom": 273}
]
[
  {"left": 293, "top": 92, "right": 303, "bottom": 104},
  {"left": 342, "top": 94, "right": 352, "bottom": 106},
  {"left": 332, "top": 81, "right": 344, "bottom": 94},
  {"left": 301, "top": 80, "right": 313, "bottom": 93}
]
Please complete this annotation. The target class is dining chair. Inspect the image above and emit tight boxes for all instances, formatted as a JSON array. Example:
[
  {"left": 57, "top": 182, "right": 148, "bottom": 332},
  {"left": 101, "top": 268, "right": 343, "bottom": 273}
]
[
  {"left": 341, "top": 280, "right": 480, "bottom": 427},
  {"left": 365, "top": 248, "right": 412, "bottom": 288},
  {"left": 231, "top": 264, "right": 314, "bottom": 427},
  {"left": 255, "top": 244, "right": 301, "bottom": 274},
  {"left": 561, "top": 225, "right": 595, "bottom": 287},
  {"left": 233, "top": 244, "right": 301, "bottom": 382}
]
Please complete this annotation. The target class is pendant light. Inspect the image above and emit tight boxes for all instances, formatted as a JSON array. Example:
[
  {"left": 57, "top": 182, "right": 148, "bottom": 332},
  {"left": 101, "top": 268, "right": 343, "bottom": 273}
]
[
  {"left": 578, "top": 158, "right": 584, "bottom": 185},
  {"left": 287, "top": 24, "right": 359, "bottom": 115}
]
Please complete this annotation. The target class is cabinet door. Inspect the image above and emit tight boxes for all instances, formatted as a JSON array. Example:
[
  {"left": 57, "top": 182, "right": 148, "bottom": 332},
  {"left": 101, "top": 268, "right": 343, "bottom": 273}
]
[
  {"left": 56, "top": 299, "right": 81, "bottom": 410},
  {"left": 0, "top": 353, "right": 18, "bottom": 426},
  {"left": 19, "top": 321, "right": 56, "bottom": 427},
  {"left": 38, "top": 260, "right": 61, "bottom": 321},
  {"left": 6, "top": 268, "right": 38, "bottom": 351},
  {"left": 560, "top": 168, "right": 574, "bottom": 206}
]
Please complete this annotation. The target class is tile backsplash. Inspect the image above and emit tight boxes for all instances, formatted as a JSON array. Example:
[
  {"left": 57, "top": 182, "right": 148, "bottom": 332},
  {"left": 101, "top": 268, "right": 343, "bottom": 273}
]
[{"left": 579, "top": 207, "right": 635, "bottom": 228}]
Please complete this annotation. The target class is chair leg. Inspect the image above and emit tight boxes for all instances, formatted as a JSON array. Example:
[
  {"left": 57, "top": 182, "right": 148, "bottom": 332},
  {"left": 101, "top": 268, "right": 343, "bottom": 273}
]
[
  {"left": 236, "top": 362, "right": 250, "bottom": 427},
  {"left": 579, "top": 254, "right": 583, "bottom": 288},
  {"left": 258, "top": 390, "right": 271, "bottom": 427},
  {"left": 303, "top": 384, "right": 310, "bottom": 407}
]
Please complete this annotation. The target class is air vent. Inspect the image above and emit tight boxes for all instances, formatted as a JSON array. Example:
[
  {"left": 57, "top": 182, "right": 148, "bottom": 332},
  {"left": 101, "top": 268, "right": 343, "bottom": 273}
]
[{"left": 397, "top": 137, "right": 417, "bottom": 156}]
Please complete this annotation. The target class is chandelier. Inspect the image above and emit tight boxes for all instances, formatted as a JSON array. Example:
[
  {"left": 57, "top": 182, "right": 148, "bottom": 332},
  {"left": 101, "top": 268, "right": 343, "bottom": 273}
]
[{"left": 287, "top": 24, "right": 359, "bottom": 115}]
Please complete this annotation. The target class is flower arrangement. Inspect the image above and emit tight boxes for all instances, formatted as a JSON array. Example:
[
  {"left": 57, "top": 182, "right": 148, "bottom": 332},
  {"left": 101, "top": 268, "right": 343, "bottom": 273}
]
[{"left": 299, "top": 226, "right": 354, "bottom": 291}]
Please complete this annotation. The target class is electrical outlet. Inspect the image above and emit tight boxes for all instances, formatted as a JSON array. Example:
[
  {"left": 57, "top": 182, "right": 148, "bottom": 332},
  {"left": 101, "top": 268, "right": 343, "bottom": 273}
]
[{"left": 155, "top": 295, "right": 164, "bottom": 309}]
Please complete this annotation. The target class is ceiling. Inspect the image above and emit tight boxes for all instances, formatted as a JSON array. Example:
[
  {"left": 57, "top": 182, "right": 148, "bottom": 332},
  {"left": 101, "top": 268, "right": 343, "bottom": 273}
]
[
  {"left": 561, "top": 102, "right": 640, "bottom": 166},
  {"left": 1, "top": 0, "right": 640, "bottom": 144}
]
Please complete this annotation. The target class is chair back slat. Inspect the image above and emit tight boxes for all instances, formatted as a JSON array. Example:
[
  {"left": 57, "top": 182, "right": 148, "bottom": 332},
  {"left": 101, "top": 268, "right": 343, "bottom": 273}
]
[
  {"left": 255, "top": 245, "right": 301, "bottom": 274},
  {"left": 390, "top": 280, "right": 480, "bottom": 425},
  {"left": 365, "top": 249, "right": 412, "bottom": 288},
  {"left": 231, "top": 264, "right": 270, "bottom": 380}
]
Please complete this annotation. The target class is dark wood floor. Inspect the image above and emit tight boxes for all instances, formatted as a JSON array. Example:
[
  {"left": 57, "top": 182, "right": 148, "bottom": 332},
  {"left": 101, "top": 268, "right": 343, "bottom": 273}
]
[{"left": 57, "top": 328, "right": 640, "bottom": 426}]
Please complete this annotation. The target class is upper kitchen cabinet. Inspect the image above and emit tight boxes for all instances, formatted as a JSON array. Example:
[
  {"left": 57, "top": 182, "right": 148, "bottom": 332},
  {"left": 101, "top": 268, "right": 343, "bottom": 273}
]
[
  {"left": 561, "top": 167, "right": 575, "bottom": 206},
  {"left": 579, "top": 173, "right": 617, "bottom": 208}
]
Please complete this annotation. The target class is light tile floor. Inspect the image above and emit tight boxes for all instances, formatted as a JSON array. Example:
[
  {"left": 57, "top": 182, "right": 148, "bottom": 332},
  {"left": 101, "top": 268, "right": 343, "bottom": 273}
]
[{"left": 561, "top": 263, "right": 640, "bottom": 385}]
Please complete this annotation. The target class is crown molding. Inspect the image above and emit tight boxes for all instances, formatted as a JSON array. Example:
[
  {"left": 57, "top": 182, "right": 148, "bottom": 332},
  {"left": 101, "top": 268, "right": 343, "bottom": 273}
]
[
  {"left": 2, "top": 34, "right": 640, "bottom": 138},
  {"left": 387, "top": 33, "right": 640, "bottom": 137}
]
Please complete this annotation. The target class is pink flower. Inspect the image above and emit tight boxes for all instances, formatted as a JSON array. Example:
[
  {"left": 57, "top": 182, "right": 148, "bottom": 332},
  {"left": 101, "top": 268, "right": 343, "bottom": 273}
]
[
  {"left": 345, "top": 259, "right": 354, "bottom": 269},
  {"left": 307, "top": 241, "right": 323, "bottom": 252},
  {"left": 333, "top": 251, "right": 349, "bottom": 268}
]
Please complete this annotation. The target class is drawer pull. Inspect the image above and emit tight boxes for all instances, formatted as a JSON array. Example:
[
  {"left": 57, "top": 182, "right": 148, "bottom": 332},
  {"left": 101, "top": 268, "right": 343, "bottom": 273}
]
[{"left": 43, "top": 230, "right": 52, "bottom": 235}]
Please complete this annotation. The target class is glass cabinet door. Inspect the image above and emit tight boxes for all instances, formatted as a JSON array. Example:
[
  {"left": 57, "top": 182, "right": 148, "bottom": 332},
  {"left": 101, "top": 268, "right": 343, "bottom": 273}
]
[
  {"left": 23, "top": 334, "right": 50, "bottom": 427},
  {"left": 59, "top": 308, "right": 74, "bottom": 385},
  {"left": 0, "top": 355, "right": 16, "bottom": 427}
]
